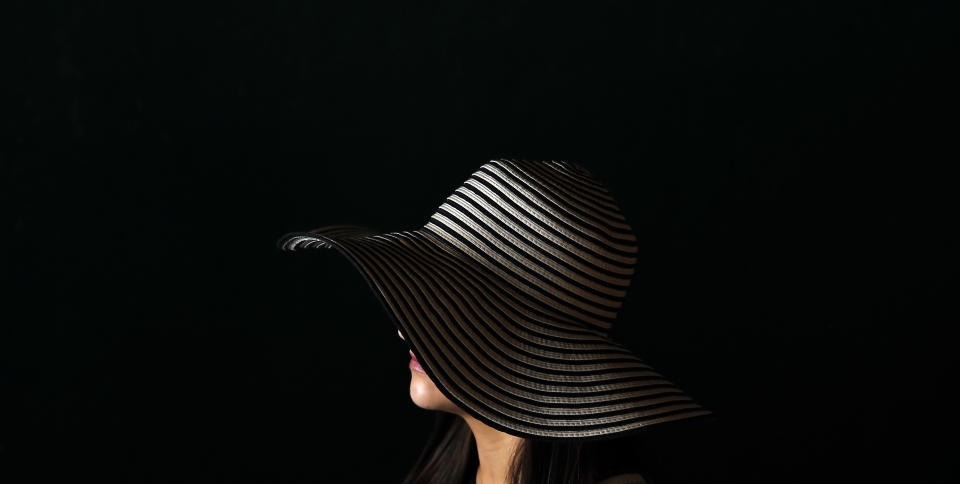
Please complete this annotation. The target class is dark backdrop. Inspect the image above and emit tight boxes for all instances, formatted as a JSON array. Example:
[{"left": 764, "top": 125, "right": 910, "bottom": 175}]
[{"left": 3, "top": 1, "right": 956, "bottom": 483}]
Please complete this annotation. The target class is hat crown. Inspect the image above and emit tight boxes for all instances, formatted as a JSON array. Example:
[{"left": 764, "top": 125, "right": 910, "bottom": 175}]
[{"left": 421, "top": 159, "right": 639, "bottom": 334}]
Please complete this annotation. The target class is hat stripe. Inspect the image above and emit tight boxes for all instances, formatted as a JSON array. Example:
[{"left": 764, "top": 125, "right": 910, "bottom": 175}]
[
  {"left": 462, "top": 175, "right": 637, "bottom": 263},
  {"left": 526, "top": 160, "right": 619, "bottom": 205},
  {"left": 469, "top": 170, "right": 638, "bottom": 255},
  {"left": 548, "top": 161, "right": 614, "bottom": 195},
  {"left": 433, "top": 205, "right": 627, "bottom": 306},
  {"left": 426, "top": 215, "right": 618, "bottom": 330},
  {"left": 452, "top": 185, "right": 635, "bottom": 277},
  {"left": 475, "top": 166, "right": 637, "bottom": 246},
  {"left": 453, "top": 184, "right": 636, "bottom": 275},
  {"left": 514, "top": 160, "right": 624, "bottom": 214},
  {"left": 445, "top": 194, "right": 633, "bottom": 290},
  {"left": 485, "top": 161, "right": 634, "bottom": 235},
  {"left": 491, "top": 160, "right": 631, "bottom": 229}
]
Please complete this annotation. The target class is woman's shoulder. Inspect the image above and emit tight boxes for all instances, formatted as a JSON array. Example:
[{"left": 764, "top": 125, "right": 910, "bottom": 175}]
[{"left": 596, "top": 472, "right": 649, "bottom": 484}]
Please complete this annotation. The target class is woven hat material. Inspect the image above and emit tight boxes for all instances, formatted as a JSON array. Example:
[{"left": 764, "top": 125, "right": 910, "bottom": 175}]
[{"left": 277, "top": 159, "right": 712, "bottom": 440}]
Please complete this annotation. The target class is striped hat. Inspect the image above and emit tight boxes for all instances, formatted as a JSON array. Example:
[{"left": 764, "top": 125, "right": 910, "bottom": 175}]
[{"left": 276, "top": 159, "right": 713, "bottom": 441}]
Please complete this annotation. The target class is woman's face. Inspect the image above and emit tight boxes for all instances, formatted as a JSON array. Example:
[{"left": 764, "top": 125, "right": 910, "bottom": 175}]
[{"left": 398, "top": 330, "right": 463, "bottom": 415}]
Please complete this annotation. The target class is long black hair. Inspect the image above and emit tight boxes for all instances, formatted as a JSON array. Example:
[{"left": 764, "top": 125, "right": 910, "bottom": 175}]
[{"left": 400, "top": 412, "right": 721, "bottom": 484}]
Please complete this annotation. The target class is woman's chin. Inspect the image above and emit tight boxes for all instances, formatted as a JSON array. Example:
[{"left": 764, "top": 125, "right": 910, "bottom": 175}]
[{"left": 409, "top": 371, "right": 459, "bottom": 413}]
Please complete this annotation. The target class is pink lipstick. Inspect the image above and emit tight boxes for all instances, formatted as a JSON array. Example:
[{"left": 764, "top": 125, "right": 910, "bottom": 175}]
[{"left": 409, "top": 350, "right": 426, "bottom": 373}]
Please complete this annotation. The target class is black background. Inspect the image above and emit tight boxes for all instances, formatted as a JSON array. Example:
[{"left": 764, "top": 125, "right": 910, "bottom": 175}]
[{"left": 3, "top": 1, "right": 956, "bottom": 483}]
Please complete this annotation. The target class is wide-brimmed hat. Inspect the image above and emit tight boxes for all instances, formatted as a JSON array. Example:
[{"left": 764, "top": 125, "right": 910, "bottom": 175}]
[{"left": 276, "top": 159, "right": 713, "bottom": 441}]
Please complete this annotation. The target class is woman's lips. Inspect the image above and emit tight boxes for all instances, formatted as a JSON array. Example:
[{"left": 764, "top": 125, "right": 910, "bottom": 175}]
[{"left": 409, "top": 350, "right": 426, "bottom": 374}]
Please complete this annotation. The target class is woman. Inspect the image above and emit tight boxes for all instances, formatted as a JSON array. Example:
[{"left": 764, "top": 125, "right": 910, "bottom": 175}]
[{"left": 277, "top": 159, "right": 716, "bottom": 484}]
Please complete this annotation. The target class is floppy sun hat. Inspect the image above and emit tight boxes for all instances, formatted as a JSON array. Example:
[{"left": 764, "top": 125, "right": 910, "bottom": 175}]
[{"left": 276, "top": 159, "right": 713, "bottom": 441}]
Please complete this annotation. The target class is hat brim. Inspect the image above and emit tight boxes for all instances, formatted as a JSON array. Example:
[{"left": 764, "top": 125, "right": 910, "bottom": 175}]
[{"left": 277, "top": 224, "right": 714, "bottom": 441}]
